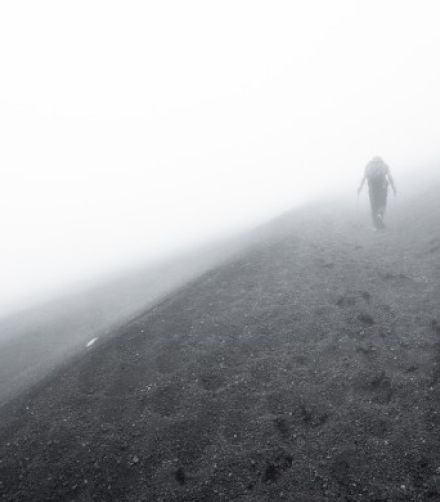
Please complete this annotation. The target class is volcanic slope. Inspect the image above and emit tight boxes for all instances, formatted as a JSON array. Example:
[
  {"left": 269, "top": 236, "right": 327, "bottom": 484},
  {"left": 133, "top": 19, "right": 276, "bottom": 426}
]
[{"left": 1, "top": 189, "right": 440, "bottom": 501}]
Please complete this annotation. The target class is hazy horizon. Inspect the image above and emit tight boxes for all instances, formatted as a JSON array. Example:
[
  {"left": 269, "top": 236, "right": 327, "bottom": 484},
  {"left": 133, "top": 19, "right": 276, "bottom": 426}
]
[{"left": 1, "top": 1, "right": 439, "bottom": 316}]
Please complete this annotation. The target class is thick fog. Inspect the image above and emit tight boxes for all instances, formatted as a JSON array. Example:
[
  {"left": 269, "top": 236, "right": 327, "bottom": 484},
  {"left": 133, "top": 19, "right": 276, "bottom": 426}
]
[{"left": 1, "top": 0, "right": 439, "bottom": 316}]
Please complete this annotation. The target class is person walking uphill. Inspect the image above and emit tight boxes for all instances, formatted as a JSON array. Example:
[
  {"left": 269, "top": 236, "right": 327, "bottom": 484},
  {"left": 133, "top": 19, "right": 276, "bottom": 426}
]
[{"left": 358, "top": 156, "right": 397, "bottom": 229}]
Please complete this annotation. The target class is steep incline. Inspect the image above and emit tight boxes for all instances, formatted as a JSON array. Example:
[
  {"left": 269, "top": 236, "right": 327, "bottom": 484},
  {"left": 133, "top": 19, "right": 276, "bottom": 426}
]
[
  {"left": 0, "top": 240, "right": 239, "bottom": 406},
  {"left": 1, "top": 189, "right": 440, "bottom": 501}
]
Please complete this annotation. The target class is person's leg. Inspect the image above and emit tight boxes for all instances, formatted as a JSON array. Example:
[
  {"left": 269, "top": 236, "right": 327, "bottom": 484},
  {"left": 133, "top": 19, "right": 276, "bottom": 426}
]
[
  {"left": 368, "top": 188, "right": 381, "bottom": 228},
  {"left": 376, "top": 188, "right": 388, "bottom": 228}
]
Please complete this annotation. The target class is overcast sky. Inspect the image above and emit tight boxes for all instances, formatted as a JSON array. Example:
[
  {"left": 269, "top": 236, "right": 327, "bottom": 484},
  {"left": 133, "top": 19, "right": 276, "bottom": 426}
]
[{"left": 1, "top": 0, "right": 439, "bottom": 315}]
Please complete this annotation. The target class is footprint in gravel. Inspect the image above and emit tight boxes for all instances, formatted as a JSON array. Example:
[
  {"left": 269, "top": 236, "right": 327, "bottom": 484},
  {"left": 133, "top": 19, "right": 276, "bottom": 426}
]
[
  {"left": 359, "top": 291, "right": 371, "bottom": 303},
  {"left": 356, "top": 344, "right": 376, "bottom": 358},
  {"left": 331, "top": 450, "right": 359, "bottom": 486},
  {"left": 299, "top": 404, "right": 329, "bottom": 428},
  {"left": 357, "top": 313, "right": 375, "bottom": 326},
  {"left": 405, "top": 364, "right": 419, "bottom": 373},
  {"left": 321, "top": 262, "right": 335, "bottom": 269},
  {"left": 274, "top": 416, "right": 291, "bottom": 436},
  {"left": 336, "top": 295, "right": 357, "bottom": 307},
  {"left": 379, "top": 272, "right": 410, "bottom": 280},
  {"left": 267, "top": 393, "right": 330, "bottom": 427},
  {"left": 199, "top": 372, "right": 226, "bottom": 391},
  {"left": 262, "top": 453, "right": 293, "bottom": 484},
  {"left": 337, "top": 292, "right": 371, "bottom": 308},
  {"left": 355, "top": 371, "right": 394, "bottom": 404},
  {"left": 411, "top": 456, "right": 432, "bottom": 488},
  {"left": 174, "top": 467, "right": 185, "bottom": 485},
  {"left": 294, "top": 355, "right": 307, "bottom": 366},
  {"left": 431, "top": 320, "right": 440, "bottom": 335}
]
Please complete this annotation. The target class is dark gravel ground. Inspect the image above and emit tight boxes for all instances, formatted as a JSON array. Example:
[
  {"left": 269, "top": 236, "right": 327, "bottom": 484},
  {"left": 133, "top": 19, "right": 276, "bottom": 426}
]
[{"left": 1, "top": 189, "right": 440, "bottom": 501}]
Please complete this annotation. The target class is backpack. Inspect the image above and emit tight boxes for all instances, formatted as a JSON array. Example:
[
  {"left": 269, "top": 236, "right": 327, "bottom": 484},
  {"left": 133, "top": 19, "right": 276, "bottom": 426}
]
[{"left": 366, "top": 161, "right": 388, "bottom": 187}]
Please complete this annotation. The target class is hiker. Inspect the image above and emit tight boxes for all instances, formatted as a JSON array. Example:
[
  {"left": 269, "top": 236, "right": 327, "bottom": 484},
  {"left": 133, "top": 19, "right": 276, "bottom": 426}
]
[{"left": 357, "top": 156, "right": 396, "bottom": 229}]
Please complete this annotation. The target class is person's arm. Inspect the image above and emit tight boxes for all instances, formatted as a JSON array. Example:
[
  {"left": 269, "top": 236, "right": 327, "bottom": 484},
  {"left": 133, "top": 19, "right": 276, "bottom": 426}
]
[
  {"left": 386, "top": 168, "right": 397, "bottom": 195},
  {"left": 357, "top": 173, "right": 367, "bottom": 195}
]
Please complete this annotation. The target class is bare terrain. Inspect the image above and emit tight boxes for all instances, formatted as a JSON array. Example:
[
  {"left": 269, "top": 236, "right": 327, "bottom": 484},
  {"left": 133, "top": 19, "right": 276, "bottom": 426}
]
[
  {"left": 1, "top": 185, "right": 440, "bottom": 501},
  {"left": 0, "top": 240, "right": 240, "bottom": 406}
]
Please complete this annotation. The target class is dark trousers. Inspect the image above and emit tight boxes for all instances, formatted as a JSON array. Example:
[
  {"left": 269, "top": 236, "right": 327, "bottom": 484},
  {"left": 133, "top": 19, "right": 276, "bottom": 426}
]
[{"left": 368, "top": 184, "right": 388, "bottom": 228}]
